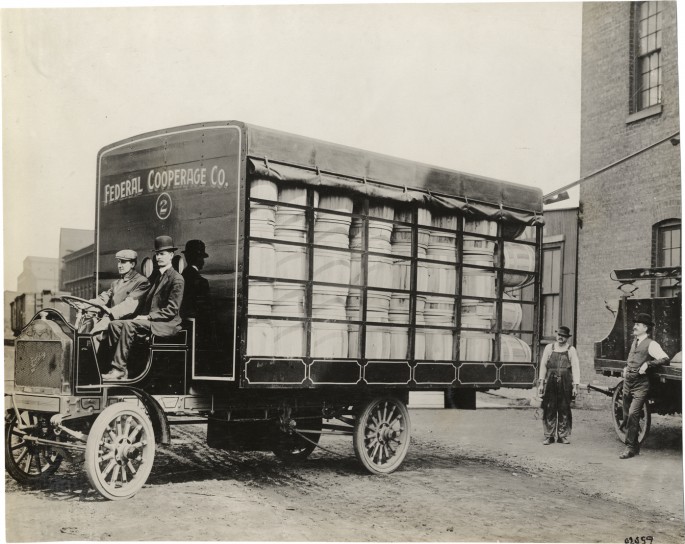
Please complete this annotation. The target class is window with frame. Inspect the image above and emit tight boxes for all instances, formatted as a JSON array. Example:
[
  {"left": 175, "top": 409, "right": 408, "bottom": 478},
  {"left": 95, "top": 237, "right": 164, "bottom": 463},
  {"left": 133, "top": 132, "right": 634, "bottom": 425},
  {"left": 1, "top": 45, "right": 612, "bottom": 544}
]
[
  {"left": 541, "top": 243, "right": 563, "bottom": 339},
  {"left": 633, "top": 1, "right": 663, "bottom": 112},
  {"left": 653, "top": 219, "right": 681, "bottom": 297}
]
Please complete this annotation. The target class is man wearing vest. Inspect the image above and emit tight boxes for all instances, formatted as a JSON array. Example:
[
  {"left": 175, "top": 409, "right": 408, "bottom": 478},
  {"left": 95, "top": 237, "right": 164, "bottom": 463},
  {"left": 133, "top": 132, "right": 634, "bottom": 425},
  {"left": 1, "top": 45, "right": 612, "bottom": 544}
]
[
  {"left": 620, "top": 312, "right": 670, "bottom": 459},
  {"left": 101, "top": 236, "right": 185, "bottom": 381}
]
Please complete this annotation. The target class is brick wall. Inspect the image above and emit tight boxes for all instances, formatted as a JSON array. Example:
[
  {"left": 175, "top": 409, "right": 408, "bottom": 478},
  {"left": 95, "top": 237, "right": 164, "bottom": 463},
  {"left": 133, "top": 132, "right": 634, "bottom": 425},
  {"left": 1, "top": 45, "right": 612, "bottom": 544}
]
[{"left": 577, "top": 2, "right": 681, "bottom": 390}]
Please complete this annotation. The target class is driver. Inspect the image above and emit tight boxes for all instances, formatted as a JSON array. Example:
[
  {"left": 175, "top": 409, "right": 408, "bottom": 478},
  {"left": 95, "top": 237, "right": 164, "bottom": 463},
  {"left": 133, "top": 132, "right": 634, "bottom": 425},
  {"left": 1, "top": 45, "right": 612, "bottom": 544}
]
[{"left": 89, "top": 249, "right": 150, "bottom": 351}]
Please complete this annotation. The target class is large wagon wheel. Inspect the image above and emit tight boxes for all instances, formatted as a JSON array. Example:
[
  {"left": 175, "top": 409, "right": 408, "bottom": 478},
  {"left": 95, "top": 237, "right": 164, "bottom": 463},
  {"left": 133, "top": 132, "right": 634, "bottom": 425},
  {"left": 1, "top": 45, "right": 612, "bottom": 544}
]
[
  {"left": 353, "top": 397, "right": 411, "bottom": 474},
  {"left": 272, "top": 416, "right": 323, "bottom": 461},
  {"left": 612, "top": 380, "right": 651, "bottom": 444},
  {"left": 85, "top": 403, "right": 155, "bottom": 500},
  {"left": 5, "top": 411, "right": 63, "bottom": 484}
]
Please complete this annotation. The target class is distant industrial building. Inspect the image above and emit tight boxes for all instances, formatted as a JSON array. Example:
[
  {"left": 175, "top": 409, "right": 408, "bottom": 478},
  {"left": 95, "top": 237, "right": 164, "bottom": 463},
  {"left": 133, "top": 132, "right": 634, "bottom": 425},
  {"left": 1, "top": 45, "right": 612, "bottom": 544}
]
[
  {"left": 58, "top": 228, "right": 94, "bottom": 292},
  {"left": 62, "top": 243, "right": 96, "bottom": 299},
  {"left": 17, "top": 256, "right": 59, "bottom": 293}
]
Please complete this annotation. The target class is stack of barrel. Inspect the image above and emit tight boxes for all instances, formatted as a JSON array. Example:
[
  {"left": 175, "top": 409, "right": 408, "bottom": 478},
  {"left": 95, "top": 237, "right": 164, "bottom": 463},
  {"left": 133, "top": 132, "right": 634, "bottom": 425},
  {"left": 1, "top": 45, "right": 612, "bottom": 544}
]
[
  {"left": 311, "top": 194, "right": 354, "bottom": 358},
  {"left": 271, "top": 186, "right": 314, "bottom": 358},
  {"left": 424, "top": 214, "right": 458, "bottom": 359},
  {"left": 246, "top": 179, "right": 277, "bottom": 356},
  {"left": 348, "top": 204, "right": 394, "bottom": 359},
  {"left": 460, "top": 219, "right": 534, "bottom": 362},
  {"left": 245, "top": 178, "right": 534, "bottom": 364},
  {"left": 388, "top": 208, "right": 431, "bottom": 359}
]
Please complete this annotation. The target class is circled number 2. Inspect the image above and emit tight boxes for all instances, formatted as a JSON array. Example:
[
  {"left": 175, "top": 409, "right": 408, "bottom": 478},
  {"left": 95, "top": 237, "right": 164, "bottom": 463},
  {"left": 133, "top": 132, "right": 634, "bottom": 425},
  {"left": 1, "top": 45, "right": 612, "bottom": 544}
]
[{"left": 156, "top": 193, "right": 172, "bottom": 221}]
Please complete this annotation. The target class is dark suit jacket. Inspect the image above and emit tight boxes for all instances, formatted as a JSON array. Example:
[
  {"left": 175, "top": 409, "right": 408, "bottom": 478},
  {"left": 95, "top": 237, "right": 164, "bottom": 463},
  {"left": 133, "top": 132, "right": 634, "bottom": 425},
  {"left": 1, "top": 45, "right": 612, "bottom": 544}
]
[
  {"left": 142, "top": 267, "right": 185, "bottom": 336},
  {"left": 181, "top": 266, "right": 210, "bottom": 319},
  {"left": 92, "top": 270, "right": 150, "bottom": 319}
]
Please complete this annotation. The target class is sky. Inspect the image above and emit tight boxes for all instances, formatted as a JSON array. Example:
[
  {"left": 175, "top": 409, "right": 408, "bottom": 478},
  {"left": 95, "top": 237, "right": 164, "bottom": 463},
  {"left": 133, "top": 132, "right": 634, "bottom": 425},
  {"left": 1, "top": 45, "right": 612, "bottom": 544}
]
[{"left": 2, "top": 2, "right": 584, "bottom": 292}]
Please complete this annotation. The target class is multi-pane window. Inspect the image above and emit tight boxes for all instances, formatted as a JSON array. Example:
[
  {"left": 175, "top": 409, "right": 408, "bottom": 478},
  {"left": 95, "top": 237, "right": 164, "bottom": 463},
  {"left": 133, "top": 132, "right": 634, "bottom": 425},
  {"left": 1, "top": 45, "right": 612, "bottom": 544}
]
[
  {"left": 634, "top": 1, "right": 663, "bottom": 111},
  {"left": 654, "top": 219, "right": 681, "bottom": 297},
  {"left": 541, "top": 244, "right": 562, "bottom": 339}
]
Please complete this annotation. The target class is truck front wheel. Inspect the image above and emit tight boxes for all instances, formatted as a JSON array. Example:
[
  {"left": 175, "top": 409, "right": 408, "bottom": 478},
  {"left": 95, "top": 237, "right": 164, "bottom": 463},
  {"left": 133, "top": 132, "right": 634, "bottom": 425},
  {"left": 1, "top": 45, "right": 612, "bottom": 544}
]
[{"left": 85, "top": 403, "right": 155, "bottom": 500}]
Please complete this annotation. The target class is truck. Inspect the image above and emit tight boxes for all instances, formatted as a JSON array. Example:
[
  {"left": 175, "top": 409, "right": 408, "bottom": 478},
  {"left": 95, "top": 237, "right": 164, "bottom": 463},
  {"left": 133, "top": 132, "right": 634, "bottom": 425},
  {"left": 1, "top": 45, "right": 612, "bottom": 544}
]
[
  {"left": 591, "top": 266, "right": 682, "bottom": 443},
  {"left": 6, "top": 121, "right": 543, "bottom": 500}
]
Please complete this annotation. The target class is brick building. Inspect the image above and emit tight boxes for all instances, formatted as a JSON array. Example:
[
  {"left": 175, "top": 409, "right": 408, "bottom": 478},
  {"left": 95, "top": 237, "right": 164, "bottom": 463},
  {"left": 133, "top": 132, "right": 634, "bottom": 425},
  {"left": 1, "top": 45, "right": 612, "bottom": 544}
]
[
  {"left": 577, "top": 1, "right": 681, "bottom": 382},
  {"left": 58, "top": 228, "right": 94, "bottom": 292},
  {"left": 62, "top": 243, "right": 96, "bottom": 299}
]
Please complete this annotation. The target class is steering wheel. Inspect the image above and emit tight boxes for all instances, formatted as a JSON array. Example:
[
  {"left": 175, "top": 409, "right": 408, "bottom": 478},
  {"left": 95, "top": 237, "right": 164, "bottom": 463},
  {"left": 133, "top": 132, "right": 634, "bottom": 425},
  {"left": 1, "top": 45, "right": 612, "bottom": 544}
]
[{"left": 52, "top": 295, "right": 109, "bottom": 332}]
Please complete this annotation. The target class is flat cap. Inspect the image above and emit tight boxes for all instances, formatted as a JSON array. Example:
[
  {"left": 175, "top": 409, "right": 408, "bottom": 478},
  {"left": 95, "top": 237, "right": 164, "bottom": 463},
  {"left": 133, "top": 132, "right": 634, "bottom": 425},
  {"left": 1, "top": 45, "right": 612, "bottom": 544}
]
[{"left": 115, "top": 249, "right": 138, "bottom": 261}]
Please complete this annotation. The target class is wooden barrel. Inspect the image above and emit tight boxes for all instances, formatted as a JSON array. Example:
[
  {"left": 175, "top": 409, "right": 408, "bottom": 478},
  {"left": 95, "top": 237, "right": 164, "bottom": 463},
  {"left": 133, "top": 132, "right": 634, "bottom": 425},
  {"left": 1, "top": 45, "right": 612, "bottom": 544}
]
[
  {"left": 248, "top": 280, "right": 273, "bottom": 316},
  {"left": 272, "top": 320, "right": 305, "bottom": 357},
  {"left": 500, "top": 335, "right": 532, "bottom": 362},
  {"left": 461, "top": 301, "right": 494, "bottom": 321},
  {"left": 315, "top": 195, "right": 354, "bottom": 246},
  {"left": 311, "top": 322, "right": 349, "bottom": 358},
  {"left": 350, "top": 220, "right": 394, "bottom": 247},
  {"left": 464, "top": 219, "right": 497, "bottom": 254},
  {"left": 313, "top": 248, "right": 350, "bottom": 285},
  {"left": 459, "top": 313, "right": 492, "bottom": 362},
  {"left": 502, "top": 293, "right": 523, "bottom": 330},
  {"left": 390, "top": 293, "right": 426, "bottom": 316},
  {"left": 426, "top": 262, "right": 457, "bottom": 296},
  {"left": 462, "top": 254, "right": 495, "bottom": 298},
  {"left": 392, "top": 254, "right": 428, "bottom": 292},
  {"left": 499, "top": 244, "right": 536, "bottom": 287},
  {"left": 415, "top": 315, "right": 426, "bottom": 359},
  {"left": 274, "top": 243, "right": 307, "bottom": 280},
  {"left": 312, "top": 286, "right": 348, "bottom": 315},
  {"left": 346, "top": 292, "right": 390, "bottom": 322},
  {"left": 246, "top": 319, "right": 274, "bottom": 356},
  {"left": 249, "top": 240, "right": 275, "bottom": 277},
  {"left": 250, "top": 179, "right": 278, "bottom": 202},
  {"left": 389, "top": 327, "right": 409, "bottom": 359},
  {"left": 424, "top": 307, "right": 454, "bottom": 360},
  {"left": 272, "top": 282, "right": 305, "bottom": 316},
  {"left": 350, "top": 254, "right": 393, "bottom": 288},
  {"left": 349, "top": 324, "right": 391, "bottom": 359}
]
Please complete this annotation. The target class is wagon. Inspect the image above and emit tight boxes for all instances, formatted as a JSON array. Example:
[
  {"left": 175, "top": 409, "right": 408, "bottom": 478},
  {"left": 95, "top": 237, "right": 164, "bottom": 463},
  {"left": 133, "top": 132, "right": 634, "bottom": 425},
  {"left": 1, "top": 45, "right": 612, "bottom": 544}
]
[
  {"left": 591, "top": 266, "right": 682, "bottom": 443},
  {"left": 6, "top": 121, "right": 544, "bottom": 499}
]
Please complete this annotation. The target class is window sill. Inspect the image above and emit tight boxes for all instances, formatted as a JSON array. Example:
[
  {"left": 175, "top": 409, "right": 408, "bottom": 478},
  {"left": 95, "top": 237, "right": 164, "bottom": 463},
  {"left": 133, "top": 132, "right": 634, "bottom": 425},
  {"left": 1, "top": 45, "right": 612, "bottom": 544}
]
[{"left": 626, "top": 104, "right": 662, "bottom": 124}]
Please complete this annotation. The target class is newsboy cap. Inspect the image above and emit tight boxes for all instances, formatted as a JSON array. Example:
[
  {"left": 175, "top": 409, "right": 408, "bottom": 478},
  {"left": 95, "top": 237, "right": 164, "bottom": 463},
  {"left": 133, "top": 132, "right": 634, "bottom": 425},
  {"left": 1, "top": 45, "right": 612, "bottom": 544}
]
[
  {"left": 182, "top": 239, "right": 209, "bottom": 258},
  {"left": 153, "top": 235, "right": 178, "bottom": 253},
  {"left": 115, "top": 249, "right": 137, "bottom": 261},
  {"left": 556, "top": 326, "right": 572, "bottom": 337},
  {"left": 634, "top": 313, "right": 654, "bottom": 327}
]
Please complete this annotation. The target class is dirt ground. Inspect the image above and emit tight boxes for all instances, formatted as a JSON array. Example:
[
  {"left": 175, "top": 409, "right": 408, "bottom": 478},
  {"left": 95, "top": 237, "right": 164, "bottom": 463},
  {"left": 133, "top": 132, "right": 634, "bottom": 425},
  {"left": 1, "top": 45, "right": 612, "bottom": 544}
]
[{"left": 4, "top": 387, "right": 684, "bottom": 543}]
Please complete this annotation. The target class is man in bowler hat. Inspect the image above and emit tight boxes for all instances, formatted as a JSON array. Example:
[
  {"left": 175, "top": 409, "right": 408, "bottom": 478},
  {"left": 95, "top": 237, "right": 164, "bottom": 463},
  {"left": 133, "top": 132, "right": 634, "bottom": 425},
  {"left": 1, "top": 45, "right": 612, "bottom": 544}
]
[
  {"left": 180, "top": 239, "right": 210, "bottom": 319},
  {"left": 537, "top": 326, "right": 580, "bottom": 445},
  {"left": 102, "top": 236, "right": 185, "bottom": 380},
  {"left": 619, "top": 313, "right": 670, "bottom": 458}
]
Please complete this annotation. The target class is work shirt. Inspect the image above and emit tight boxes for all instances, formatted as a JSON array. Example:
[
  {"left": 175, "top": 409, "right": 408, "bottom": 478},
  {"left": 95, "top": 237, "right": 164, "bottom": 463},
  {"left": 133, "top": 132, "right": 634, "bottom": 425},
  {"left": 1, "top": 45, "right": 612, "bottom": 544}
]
[
  {"left": 625, "top": 333, "right": 669, "bottom": 372},
  {"left": 539, "top": 342, "right": 581, "bottom": 385}
]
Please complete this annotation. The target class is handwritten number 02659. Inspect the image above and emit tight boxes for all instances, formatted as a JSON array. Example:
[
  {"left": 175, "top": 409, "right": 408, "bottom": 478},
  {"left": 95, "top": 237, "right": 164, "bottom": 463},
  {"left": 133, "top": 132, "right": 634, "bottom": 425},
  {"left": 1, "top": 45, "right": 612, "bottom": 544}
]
[{"left": 625, "top": 537, "right": 653, "bottom": 544}]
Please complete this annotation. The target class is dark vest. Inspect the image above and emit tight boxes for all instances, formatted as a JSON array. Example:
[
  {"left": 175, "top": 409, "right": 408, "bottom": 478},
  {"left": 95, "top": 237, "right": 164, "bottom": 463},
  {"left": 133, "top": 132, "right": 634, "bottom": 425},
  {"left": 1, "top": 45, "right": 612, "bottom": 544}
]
[{"left": 626, "top": 338, "right": 653, "bottom": 371}]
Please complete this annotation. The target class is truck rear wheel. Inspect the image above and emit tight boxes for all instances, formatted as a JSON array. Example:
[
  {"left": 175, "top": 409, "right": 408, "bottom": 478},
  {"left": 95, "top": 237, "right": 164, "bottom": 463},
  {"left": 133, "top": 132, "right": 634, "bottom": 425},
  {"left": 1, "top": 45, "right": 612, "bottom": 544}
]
[
  {"left": 5, "top": 411, "right": 63, "bottom": 485},
  {"left": 353, "top": 397, "right": 410, "bottom": 474},
  {"left": 612, "top": 380, "right": 651, "bottom": 444},
  {"left": 272, "top": 417, "right": 322, "bottom": 461},
  {"left": 85, "top": 403, "right": 155, "bottom": 500}
]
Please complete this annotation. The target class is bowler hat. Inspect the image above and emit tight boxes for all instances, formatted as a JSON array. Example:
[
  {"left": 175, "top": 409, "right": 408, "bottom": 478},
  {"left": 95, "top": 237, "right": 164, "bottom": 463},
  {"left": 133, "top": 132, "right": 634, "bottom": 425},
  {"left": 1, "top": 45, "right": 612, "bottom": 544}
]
[
  {"left": 556, "top": 326, "right": 572, "bottom": 337},
  {"left": 153, "top": 235, "right": 178, "bottom": 253},
  {"left": 634, "top": 313, "right": 654, "bottom": 327},
  {"left": 182, "top": 239, "right": 209, "bottom": 258},
  {"left": 115, "top": 249, "right": 137, "bottom": 261}
]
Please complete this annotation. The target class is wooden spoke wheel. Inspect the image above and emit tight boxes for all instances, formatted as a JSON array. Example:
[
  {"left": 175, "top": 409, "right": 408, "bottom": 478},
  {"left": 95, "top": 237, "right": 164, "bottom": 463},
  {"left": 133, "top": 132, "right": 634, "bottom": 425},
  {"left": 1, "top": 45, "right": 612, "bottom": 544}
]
[
  {"left": 612, "top": 380, "right": 651, "bottom": 444},
  {"left": 273, "top": 417, "right": 322, "bottom": 461},
  {"left": 5, "top": 411, "right": 63, "bottom": 484},
  {"left": 85, "top": 403, "right": 155, "bottom": 500},
  {"left": 353, "top": 397, "right": 411, "bottom": 474}
]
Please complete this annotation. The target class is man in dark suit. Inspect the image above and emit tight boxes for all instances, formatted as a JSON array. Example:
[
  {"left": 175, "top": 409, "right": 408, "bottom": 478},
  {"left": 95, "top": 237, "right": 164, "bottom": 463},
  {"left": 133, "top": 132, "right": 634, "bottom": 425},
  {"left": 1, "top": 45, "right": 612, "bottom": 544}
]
[
  {"left": 102, "top": 236, "right": 185, "bottom": 381},
  {"left": 180, "top": 239, "right": 209, "bottom": 319}
]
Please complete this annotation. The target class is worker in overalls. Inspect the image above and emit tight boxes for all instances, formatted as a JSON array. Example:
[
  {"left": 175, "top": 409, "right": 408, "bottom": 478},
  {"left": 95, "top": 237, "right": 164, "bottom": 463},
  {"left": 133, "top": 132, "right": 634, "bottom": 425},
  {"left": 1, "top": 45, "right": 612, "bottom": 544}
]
[{"left": 537, "top": 326, "right": 580, "bottom": 445}]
